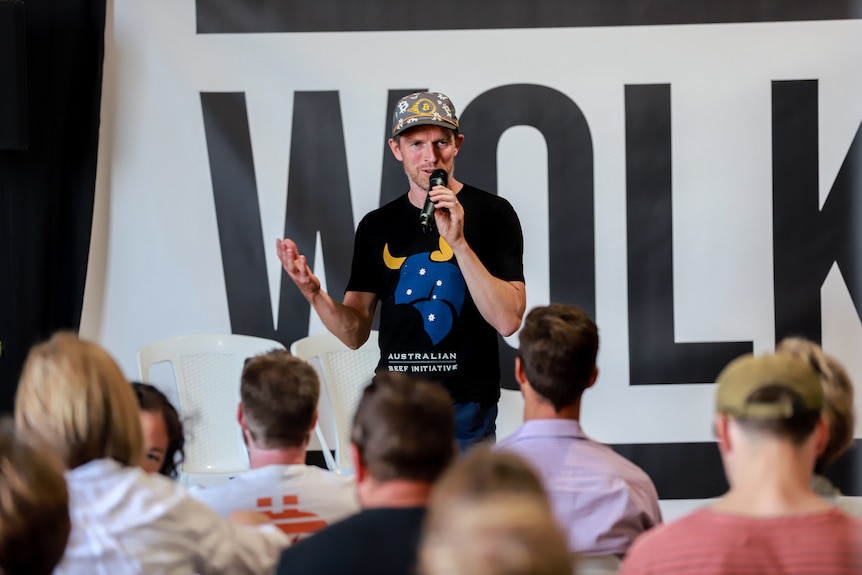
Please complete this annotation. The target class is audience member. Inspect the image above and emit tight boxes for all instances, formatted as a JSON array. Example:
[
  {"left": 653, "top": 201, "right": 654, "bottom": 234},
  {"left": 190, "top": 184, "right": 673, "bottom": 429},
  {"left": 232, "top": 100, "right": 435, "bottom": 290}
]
[
  {"left": 15, "top": 332, "right": 289, "bottom": 575},
  {"left": 0, "top": 419, "right": 70, "bottom": 575},
  {"left": 497, "top": 303, "right": 661, "bottom": 557},
  {"left": 620, "top": 353, "right": 862, "bottom": 575},
  {"left": 132, "top": 382, "right": 185, "bottom": 478},
  {"left": 190, "top": 350, "right": 359, "bottom": 537},
  {"left": 276, "top": 371, "right": 456, "bottom": 575},
  {"left": 776, "top": 337, "right": 860, "bottom": 514},
  {"left": 421, "top": 446, "right": 574, "bottom": 575},
  {"left": 429, "top": 445, "right": 549, "bottom": 509},
  {"left": 420, "top": 494, "right": 574, "bottom": 575}
]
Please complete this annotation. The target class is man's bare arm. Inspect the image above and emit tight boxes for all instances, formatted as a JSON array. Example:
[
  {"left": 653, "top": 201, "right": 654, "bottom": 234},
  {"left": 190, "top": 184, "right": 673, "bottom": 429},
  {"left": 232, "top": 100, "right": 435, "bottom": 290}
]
[
  {"left": 430, "top": 187, "right": 526, "bottom": 336},
  {"left": 276, "top": 238, "right": 377, "bottom": 349},
  {"left": 450, "top": 243, "right": 526, "bottom": 336}
]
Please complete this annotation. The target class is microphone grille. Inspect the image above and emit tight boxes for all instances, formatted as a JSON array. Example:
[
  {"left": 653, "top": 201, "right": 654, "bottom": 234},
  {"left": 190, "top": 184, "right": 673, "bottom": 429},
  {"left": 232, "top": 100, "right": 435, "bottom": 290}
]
[{"left": 430, "top": 169, "right": 448, "bottom": 188}]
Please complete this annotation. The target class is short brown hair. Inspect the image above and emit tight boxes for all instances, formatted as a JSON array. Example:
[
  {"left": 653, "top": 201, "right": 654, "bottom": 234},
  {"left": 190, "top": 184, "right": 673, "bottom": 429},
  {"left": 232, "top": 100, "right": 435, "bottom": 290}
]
[
  {"left": 15, "top": 332, "right": 143, "bottom": 469},
  {"left": 0, "top": 420, "right": 70, "bottom": 575},
  {"left": 776, "top": 338, "right": 855, "bottom": 471},
  {"left": 351, "top": 372, "right": 455, "bottom": 483},
  {"left": 518, "top": 304, "right": 598, "bottom": 411},
  {"left": 241, "top": 350, "right": 320, "bottom": 449}
]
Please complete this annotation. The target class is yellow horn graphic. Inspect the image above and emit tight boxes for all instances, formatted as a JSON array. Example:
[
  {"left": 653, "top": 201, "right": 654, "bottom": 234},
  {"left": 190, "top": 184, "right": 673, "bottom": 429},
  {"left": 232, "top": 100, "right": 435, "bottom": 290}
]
[
  {"left": 383, "top": 243, "right": 407, "bottom": 270},
  {"left": 430, "top": 237, "right": 454, "bottom": 262}
]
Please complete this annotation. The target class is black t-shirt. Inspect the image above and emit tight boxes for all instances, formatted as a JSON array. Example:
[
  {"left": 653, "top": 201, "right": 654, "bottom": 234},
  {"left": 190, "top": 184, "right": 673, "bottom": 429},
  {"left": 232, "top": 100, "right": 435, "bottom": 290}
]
[
  {"left": 346, "top": 184, "right": 524, "bottom": 405},
  {"left": 276, "top": 507, "right": 427, "bottom": 575}
]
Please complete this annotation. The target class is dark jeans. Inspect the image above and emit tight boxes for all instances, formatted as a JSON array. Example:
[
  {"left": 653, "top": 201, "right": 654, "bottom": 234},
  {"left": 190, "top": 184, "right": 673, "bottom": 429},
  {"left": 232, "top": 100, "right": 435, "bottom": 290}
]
[{"left": 453, "top": 401, "right": 498, "bottom": 452}]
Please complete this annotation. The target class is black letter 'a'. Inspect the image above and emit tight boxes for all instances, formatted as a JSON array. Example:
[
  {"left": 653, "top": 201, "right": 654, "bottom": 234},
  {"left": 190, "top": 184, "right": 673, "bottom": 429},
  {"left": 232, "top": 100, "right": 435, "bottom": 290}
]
[
  {"left": 773, "top": 80, "right": 862, "bottom": 344},
  {"left": 625, "top": 84, "right": 751, "bottom": 384}
]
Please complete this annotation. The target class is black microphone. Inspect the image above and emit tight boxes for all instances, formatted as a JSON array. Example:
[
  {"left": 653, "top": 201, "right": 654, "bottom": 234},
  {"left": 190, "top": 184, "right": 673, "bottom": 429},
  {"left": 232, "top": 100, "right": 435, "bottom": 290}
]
[{"left": 421, "top": 169, "right": 448, "bottom": 231}]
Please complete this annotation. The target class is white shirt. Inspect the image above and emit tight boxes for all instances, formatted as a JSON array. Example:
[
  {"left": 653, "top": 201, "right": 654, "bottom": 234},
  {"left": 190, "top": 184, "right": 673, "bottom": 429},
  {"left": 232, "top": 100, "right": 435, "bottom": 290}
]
[
  {"left": 57, "top": 458, "right": 289, "bottom": 575},
  {"left": 190, "top": 464, "right": 359, "bottom": 539}
]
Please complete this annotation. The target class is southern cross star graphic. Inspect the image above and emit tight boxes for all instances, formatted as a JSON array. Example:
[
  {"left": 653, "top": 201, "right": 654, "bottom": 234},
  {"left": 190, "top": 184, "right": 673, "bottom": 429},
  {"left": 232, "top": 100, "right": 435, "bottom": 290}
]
[{"left": 393, "top": 253, "right": 466, "bottom": 344}]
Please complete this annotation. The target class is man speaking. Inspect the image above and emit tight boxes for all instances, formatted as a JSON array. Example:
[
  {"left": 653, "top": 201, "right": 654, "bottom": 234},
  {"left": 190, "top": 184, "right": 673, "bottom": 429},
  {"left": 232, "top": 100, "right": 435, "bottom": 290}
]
[{"left": 277, "top": 91, "right": 525, "bottom": 449}]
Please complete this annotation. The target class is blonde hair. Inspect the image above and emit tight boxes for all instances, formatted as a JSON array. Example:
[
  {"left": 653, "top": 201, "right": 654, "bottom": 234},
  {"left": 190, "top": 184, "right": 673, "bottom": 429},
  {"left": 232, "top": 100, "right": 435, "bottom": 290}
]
[
  {"left": 776, "top": 337, "right": 856, "bottom": 471},
  {"left": 422, "top": 448, "right": 571, "bottom": 575},
  {"left": 428, "top": 445, "right": 550, "bottom": 514},
  {"left": 420, "top": 494, "right": 573, "bottom": 575},
  {"left": 15, "top": 332, "right": 143, "bottom": 469},
  {"left": 0, "top": 420, "right": 70, "bottom": 575}
]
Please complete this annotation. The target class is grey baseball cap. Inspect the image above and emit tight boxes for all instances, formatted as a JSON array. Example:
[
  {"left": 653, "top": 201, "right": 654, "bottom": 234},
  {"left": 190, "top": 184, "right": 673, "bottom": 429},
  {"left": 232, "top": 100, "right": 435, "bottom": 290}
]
[{"left": 391, "top": 91, "right": 459, "bottom": 138}]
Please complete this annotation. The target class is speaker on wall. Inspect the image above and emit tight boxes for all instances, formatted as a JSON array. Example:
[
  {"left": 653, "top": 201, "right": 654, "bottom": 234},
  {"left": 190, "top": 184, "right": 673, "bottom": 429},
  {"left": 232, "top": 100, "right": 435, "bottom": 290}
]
[{"left": 0, "top": 0, "right": 27, "bottom": 150}]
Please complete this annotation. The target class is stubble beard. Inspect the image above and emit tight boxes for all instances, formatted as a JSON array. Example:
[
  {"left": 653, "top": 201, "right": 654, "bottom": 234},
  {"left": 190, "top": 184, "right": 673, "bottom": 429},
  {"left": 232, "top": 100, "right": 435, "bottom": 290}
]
[{"left": 404, "top": 165, "right": 455, "bottom": 192}]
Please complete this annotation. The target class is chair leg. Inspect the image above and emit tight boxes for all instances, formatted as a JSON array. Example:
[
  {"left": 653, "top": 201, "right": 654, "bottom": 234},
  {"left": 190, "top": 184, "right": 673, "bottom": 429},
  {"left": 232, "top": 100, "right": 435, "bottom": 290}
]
[{"left": 314, "top": 422, "right": 339, "bottom": 473}]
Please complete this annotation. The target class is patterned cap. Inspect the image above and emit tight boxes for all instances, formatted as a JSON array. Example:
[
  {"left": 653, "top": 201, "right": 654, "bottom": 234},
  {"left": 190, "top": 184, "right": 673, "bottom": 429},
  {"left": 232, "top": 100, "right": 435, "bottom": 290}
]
[
  {"left": 715, "top": 353, "right": 824, "bottom": 420},
  {"left": 391, "top": 92, "right": 459, "bottom": 138}
]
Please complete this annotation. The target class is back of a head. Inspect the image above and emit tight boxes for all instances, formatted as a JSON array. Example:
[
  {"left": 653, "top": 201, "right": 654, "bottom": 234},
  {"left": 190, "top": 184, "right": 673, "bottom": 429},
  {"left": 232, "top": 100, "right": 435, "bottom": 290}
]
[
  {"left": 240, "top": 350, "right": 320, "bottom": 449},
  {"left": 0, "top": 420, "right": 70, "bottom": 575},
  {"left": 15, "top": 332, "right": 143, "bottom": 469},
  {"left": 420, "top": 493, "right": 573, "bottom": 575},
  {"left": 519, "top": 303, "right": 598, "bottom": 411},
  {"left": 351, "top": 371, "right": 455, "bottom": 483},
  {"left": 775, "top": 337, "right": 856, "bottom": 471},
  {"left": 716, "top": 353, "right": 825, "bottom": 446},
  {"left": 429, "top": 445, "right": 550, "bottom": 515}
]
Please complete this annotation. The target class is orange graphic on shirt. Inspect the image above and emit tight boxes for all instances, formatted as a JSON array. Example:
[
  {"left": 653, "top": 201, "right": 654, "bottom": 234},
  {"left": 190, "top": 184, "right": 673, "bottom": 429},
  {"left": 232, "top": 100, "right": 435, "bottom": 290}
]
[{"left": 256, "top": 495, "right": 328, "bottom": 536}]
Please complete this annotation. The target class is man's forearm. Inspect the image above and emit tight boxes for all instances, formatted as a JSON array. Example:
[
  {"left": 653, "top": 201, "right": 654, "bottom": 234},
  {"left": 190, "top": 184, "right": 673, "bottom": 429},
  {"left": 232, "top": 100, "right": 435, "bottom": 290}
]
[
  {"left": 451, "top": 242, "right": 526, "bottom": 336},
  {"left": 306, "top": 289, "right": 375, "bottom": 350}
]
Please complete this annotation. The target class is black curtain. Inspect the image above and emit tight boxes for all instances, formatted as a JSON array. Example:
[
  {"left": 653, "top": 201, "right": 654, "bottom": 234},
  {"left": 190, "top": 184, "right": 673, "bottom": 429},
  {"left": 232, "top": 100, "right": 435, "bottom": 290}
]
[{"left": 0, "top": 0, "right": 106, "bottom": 411}]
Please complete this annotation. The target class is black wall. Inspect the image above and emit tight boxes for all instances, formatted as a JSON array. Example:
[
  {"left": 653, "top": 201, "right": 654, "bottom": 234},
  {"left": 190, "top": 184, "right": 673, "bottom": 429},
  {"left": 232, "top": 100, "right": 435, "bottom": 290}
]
[
  {"left": 0, "top": 0, "right": 27, "bottom": 150},
  {"left": 0, "top": 0, "right": 106, "bottom": 409}
]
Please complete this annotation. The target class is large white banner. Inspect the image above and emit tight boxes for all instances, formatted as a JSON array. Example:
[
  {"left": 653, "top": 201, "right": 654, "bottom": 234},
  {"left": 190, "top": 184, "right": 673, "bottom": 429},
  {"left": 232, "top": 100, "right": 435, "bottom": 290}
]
[{"left": 82, "top": 0, "right": 862, "bottom": 497}]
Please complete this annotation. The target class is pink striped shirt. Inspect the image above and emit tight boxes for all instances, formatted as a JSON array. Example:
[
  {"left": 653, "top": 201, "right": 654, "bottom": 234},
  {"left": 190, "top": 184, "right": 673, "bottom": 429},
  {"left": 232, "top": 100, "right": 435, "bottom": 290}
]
[{"left": 620, "top": 507, "right": 862, "bottom": 575}]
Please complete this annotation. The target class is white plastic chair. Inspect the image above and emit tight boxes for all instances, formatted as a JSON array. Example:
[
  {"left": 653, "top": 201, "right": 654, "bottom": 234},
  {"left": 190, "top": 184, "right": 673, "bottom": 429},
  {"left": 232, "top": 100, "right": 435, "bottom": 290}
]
[
  {"left": 576, "top": 555, "right": 621, "bottom": 575},
  {"left": 290, "top": 330, "right": 379, "bottom": 475},
  {"left": 138, "top": 333, "right": 286, "bottom": 486}
]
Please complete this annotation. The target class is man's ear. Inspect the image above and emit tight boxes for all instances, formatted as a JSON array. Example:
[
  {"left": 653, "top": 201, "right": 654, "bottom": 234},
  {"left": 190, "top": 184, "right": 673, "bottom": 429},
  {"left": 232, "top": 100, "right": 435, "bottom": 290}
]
[
  {"left": 586, "top": 367, "right": 599, "bottom": 390},
  {"left": 514, "top": 356, "right": 527, "bottom": 389},
  {"left": 814, "top": 415, "right": 830, "bottom": 457},
  {"left": 304, "top": 410, "right": 319, "bottom": 446},
  {"left": 714, "top": 414, "right": 731, "bottom": 454},
  {"left": 452, "top": 132, "right": 465, "bottom": 155},
  {"left": 238, "top": 403, "right": 252, "bottom": 447},
  {"left": 350, "top": 444, "right": 366, "bottom": 482},
  {"left": 388, "top": 137, "right": 403, "bottom": 162}
]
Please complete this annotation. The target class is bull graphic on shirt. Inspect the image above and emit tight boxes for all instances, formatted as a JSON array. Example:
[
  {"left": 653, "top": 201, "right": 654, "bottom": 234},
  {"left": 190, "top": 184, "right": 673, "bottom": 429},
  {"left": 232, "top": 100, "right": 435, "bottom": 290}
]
[{"left": 383, "top": 238, "right": 466, "bottom": 345}]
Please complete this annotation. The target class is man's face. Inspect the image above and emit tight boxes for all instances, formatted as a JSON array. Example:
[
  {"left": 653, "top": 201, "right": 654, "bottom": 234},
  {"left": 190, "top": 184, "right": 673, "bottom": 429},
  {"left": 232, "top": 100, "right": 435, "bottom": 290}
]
[{"left": 388, "top": 125, "right": 464, "bottom": 192}]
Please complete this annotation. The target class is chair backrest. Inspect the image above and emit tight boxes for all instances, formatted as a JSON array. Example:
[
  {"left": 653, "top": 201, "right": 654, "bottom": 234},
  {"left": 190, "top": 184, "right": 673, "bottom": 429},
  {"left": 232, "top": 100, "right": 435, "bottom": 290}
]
[
  {"left": 137, "top": 334, "right": 286, "bottom": 484},
  {"left": 497, "top": 387, "right": 525, "bottom": 441},
  {"left": 577, "top": 554, "right": 621, "bottom": 575},
  {"left": 290, "top": 330, "right": 379, "bottom": 474}
]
